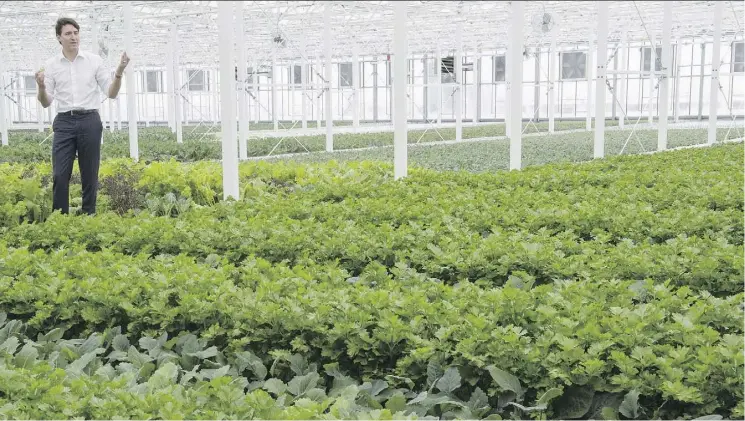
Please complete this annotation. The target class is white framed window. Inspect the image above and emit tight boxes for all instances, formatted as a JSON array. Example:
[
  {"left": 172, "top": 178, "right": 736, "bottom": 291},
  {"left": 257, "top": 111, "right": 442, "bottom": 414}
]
[
  {"left": 24, "top": 75, "right": 36, "bottom": 93},
  {"left": 561, "top": 51, "right": 586, "bottom": 79},
  {"left": 146, "top": 70, "right": 162, "bottom": 93},
  {"left": 493, "top": 55, "right": 506, "bottom": 82},
  {"left": 732, "top": 42, "right": 744, "bottom": 73},
  {"left": 339, "top": 62, "right": 353, "bottom": 87},
  {"left": 187, "top": 70, "right": 207, "bottom": 91}
]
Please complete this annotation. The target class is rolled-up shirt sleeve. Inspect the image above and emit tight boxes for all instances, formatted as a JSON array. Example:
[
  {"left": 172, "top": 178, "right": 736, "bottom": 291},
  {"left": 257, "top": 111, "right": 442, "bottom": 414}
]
[{"left": 95, "top": 56, "right": 113, "bottom": 96}]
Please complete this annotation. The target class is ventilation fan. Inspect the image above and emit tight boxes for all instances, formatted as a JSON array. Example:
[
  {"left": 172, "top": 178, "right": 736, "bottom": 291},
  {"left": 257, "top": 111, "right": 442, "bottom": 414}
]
[
  {"left": 531, "top": 12, "right": 555, "bottom": 33},
  {"left": 98, "top": 39, "right": 108, "bottom": 58},
  {"left": 98, "top": 24, "right": 109, "bottom": 58}
]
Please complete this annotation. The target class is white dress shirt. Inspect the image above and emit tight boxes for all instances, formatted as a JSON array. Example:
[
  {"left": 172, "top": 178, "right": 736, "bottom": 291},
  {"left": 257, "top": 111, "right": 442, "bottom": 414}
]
[{"left": 44, "top": 50, "right": 113, "bottom": 113}]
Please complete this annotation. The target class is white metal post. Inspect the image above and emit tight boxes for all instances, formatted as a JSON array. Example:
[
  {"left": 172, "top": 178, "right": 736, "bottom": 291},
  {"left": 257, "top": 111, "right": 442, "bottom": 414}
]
[
  {"left": 658, "top": 1, "right": 672, "bottom": 151},
  {"left": 648, "top": 37, "right": 656, "bottom": 123},
  {"left": 253, "top": 61, "right": 259, "bottom": 124},
  {"left": 435, "top": 43, "right": 442, "bottom": 125},
  {"left": 166, "top": 44, "right": 174, "bottom": 131},
  {"left": 109, "top": 97, "right": 115, "bottom": 132},
  {"left": 324, "top": 3, "right": 333, "bottom": 151},
  {"left": 548, "top": 28, "right": 557, "bottom": 133},
  {"left": 393, "top": 1, "right": 408, "bottom": 180},
  {"left": 708, "top": 1, "right": 723, "bottom": 145},
  {"left": 455, "top": 10, "right": 463, "bottom": 142},
  {"left": 290, "top": 61, "right": 295, "bottom": 122},
  {"left": 272, "top": 52, "right": 279, "bottom": 132},
  {"left": 124, "top": 2, "right": 138, "bottom": 160},
  {"left": 594, "top": 1, "right": 608, "bottom": 159},
  {"left": 237, "top": 3, "right": 248, "bottom": 160},
  {"left": 0, "top": 63, "right": 6, "bottom": 146},
  {"left": 673, "top": 38, "right": 682, "bottom": 123},
  {"left": 171, "top": 21, "right": 183, "bottom": 143},
  {"left": 116, "top": 96, "right": 122, "bottom": 131},
  {"left": 212, "top": 69, "right": 219, "bottom": 124},
  {"left": 618, "top": 32, "right": 627, "bottom": 129},
  {"left": 219, "top": 1, "right": 239, "bottom": 201},
  {"left": 301, "top": 40, "right": 308, "bottom": 129},
  {"left": 316, "top": 59, "right": 321, "bottom": 129},
  {"left": 509, "top": 0, "right": 524, "bottom": 170},
  {"left": 506, "top": 48, "right": 512, "bottom": 137},
  {"left": 37, "top": 101, "right": 44, "bottom": 133},
  {"left": 352, "top": 46, "right": 360, "bottom": 129},
  {"left": 474, "top": 47, "right": 484, "bottom": 125},
  {"left": 586, "top": 32, "right": 594, "bottom": 131},
  {"left": 472, "top": 47, "right": 480, "bottom": 126}
]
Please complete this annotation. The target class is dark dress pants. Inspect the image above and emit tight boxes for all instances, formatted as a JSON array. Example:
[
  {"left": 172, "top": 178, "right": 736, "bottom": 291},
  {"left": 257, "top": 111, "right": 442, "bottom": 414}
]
[{"left": 52, "top": 110, "right": 104, "bottom": 215}]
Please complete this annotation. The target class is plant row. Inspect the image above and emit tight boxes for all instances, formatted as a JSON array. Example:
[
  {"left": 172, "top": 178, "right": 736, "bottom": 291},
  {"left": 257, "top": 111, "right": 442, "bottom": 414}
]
[
  {"left": 2, "top": 119, "right": 692, "bottom": 165},
  {"left": 1, "top": 144, "right": 742, "bottom": 295},
  {"left": 0, "top": 244, "right": 741, "bottom": 420}
]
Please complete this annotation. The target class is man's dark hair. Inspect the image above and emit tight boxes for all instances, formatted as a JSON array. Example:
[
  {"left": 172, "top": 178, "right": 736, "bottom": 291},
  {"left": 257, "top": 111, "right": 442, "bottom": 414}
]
[{"left": 55, "top": 17, "right": 79, "bottom": 37}]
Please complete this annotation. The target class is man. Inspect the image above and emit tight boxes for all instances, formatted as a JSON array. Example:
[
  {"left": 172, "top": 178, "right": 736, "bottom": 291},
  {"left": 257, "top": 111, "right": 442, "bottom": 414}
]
[{"left": 36, "top": 17, "right": 130, "bottom": 215}]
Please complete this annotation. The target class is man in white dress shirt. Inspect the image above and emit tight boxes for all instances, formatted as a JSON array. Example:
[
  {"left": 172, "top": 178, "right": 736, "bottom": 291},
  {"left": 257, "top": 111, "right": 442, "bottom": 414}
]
[{"left": 36, "top": 17, "right": 130, "bottom": 215}]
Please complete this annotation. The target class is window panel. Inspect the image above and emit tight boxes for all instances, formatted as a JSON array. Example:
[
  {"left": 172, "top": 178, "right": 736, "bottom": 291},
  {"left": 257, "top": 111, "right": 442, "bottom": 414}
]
[
  {"left": 339, "top": 62, "right": 353, "bottom": 87},
  {"left": 561, "top": 51, "right": 586, "bottom": 79}
]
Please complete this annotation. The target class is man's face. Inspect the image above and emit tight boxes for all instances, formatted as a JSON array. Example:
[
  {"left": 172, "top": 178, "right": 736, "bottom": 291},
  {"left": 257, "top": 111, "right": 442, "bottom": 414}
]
[{"left": 57, "top": 24, "right": 79, "bottom": 50}]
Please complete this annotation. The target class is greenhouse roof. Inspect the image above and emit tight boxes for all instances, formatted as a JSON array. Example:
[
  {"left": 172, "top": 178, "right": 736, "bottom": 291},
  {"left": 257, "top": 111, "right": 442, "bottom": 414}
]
[{"left": 0, "top": 1, "right": 742, "bottom": 71}]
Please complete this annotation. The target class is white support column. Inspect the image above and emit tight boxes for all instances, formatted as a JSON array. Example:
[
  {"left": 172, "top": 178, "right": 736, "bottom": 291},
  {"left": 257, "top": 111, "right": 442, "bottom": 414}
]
[
  {"left": 708, "top": 1, "right": 723, "bottom": 145},
  {"left": 171, "top": 21, "right": 183, "bottom": 143},
  {"left": 301, "top": 40, "right": 308, "bottom": 129},
  {"left": 673, "top": 38, "right": 682, "bottom": 123},
  {"left": 166, "top": 42, "right": 174, "bottom": 131},
  {"left": 594, "top": 1, "right": 608, "bottom": 159},
  {"left": 219, "top": 1, "right": 239, "bottom": 201},
  {"left": 475, "top": 47, "right": 482, "bottom": 125},
  {"left": 472, "top": 47, "right": 480, "bottom": 126},
  {"left": 352, "top": 46, "right": 360, "bottom": 129},
  {"left": 290, "top": 61, "right": 295, "bottom": 122},
  {"left": 0, "top": 63, "right": 7, "bottom": 146},
  {"left": 454, "top": 5, "right": 463, "bottom": 142},
  {"left": 271, "top": 53, "right": 281, "bottom": 132},
  {"left": 648, "top": 37, "right": 656, "bottom": 123},
  {"left": 116, "top": 96, "right": 122, "bottom": 131},
  {"left": 109, "top": 97, "right": 115, "bottom": 132},
  {"left": 508, "top": 0, "right": 524, "bottom": 170},
  {"left": 586, "top": 33, "right": 594, "bottom": 130},
  {"left": 657, "top": 1, "right": 672, "bottom": 151},
  {"left": 272, "top": 53, "right": 279, "bottom": 132},
  {"left": 236, "top": 3, "right": 248, "bottom": 160},
  {"left": 324, "top": 2, "right": 333, "bottom": 151},
  {"left": 316, "top": 59, "right": 322, "bottom": 129},
  {"left": 505, "top": 47, "right": 511, "bottom": 137},
  {"left": 435, "top": 43, "right": 442, "bottom": 125},
  {"left": 213, "top": 69, "right": 219, "bottom": 125},
  {"left": 37, "top": 99, "right": 44, "bottom": 133},
  {"left": 124, "top": 2, "right": 138, "bottom": 160},
  {"left": 252, "top": 61, "right": 259, "bottom": 124},
  {"left": 393, "top": 1, "right": 408, "bottom": 180},
  {"left": 548, "top": 29, "right": 557, "bottom": 133},
  {"left": 618, "top": 32, "right": 627, "bottom": 129}
]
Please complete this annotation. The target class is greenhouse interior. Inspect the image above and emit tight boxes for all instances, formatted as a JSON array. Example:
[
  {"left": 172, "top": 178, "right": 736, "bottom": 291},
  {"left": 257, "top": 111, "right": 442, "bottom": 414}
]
[{"left": 0, "top": 1, "right": 743, "bottom": 420}]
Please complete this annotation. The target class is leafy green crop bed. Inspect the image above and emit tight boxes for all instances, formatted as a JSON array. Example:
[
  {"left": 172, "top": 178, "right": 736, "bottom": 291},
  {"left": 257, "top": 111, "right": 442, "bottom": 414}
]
[
  {"left": 0, "top": 138, "right": 742, "bottom": 419},
  {"left": 0, "top": 120, "right": 627, "bottom": 164}
]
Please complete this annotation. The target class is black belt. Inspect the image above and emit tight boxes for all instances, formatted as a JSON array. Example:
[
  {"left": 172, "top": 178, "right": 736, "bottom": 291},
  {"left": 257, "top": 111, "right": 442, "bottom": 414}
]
[{"left": 59, "top": 109, "right": 97, "bottom": 116}]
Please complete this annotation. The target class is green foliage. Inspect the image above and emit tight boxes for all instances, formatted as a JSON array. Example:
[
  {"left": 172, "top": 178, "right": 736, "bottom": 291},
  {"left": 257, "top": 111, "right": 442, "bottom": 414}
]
[
  {"left": 0, "top": 139, "right": 742, "bottom": 420},
  {"left": 0, "top": 315, "right": 734, "bottom": 420}
]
